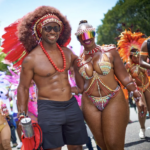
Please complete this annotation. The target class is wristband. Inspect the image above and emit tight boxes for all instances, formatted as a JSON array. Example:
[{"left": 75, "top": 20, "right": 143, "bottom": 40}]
[
  {"left": 75, "top": 86, "right": 79, "bottom": 95},
  {"left": 130, "top": 89, "right": 142, "bottom": 102},
  {"left": 125, "top": 81, "right": 134, "bottom": 88},
  {"left": 18, "top": 112, "right": 26, "bottom": 122}
]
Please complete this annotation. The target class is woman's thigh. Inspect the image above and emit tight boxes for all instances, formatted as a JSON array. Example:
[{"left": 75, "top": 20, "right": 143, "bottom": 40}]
[
  {"left": 144, "top": 87, "right": 150, "bottom": 111},
  {"left": 1, "top": 123, "right": 11, "bottom": 141},
  {"left": 82, "top": 93, "right": 106, "bottom": 149},
  {"left": 102, "top": 90, "right": 129, "bottom": 149}
]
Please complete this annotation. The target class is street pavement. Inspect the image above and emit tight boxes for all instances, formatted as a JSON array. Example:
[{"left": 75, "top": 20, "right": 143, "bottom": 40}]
[{"left": 12, "top": 108, "right": 150, "bottom": 150}]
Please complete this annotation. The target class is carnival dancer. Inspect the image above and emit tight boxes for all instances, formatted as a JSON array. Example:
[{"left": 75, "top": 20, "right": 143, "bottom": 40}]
[
  {"left": 74, "top": 20, "right": 146, "bottom": 150},
  {"left": 0, "top": 100, "right": 12, "bottom": 150},
  {"left": 2, "top": 6, "right": 88, "bottom": 150},
  {"left": 117, "top": 29, "right": 150, "bottom": 139}
]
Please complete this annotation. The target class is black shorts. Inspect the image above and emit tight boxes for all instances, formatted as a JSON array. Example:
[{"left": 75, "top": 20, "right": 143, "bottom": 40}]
[{"left": 38, "top": 96, "right": 88, "bottom": 149}]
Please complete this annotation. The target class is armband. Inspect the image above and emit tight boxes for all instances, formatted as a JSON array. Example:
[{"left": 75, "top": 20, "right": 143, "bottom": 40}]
[{"left": 140, "top": 52, "right": 149, "bottom": 56}]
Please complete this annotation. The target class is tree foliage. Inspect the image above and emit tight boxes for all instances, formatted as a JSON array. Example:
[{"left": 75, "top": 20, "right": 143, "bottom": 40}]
[
  {"left": 97, "top": 0, "right": 150, "bottom": 45},
  {"left": 0, "top": 47, "right": 8, "bottom": 71}
]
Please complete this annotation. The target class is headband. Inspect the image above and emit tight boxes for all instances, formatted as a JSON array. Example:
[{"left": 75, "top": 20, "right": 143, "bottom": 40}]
[
  {"left": 75, "top": 28, "right": 95, "bottom": 36},
  {"left": 33, "top": 14, "right": 64, "bottom": 41}
]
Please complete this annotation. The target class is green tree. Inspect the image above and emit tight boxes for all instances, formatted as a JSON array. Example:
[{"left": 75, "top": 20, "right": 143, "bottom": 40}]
[
  {"left": 0, "top": 47, "right": 8, "bottom": 71},
  {"left": 97, "top": 0, "right": 150, "bottom": 45}
]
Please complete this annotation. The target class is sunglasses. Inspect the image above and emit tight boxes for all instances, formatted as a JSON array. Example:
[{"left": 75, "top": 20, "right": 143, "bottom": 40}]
[
  {"left": 43, "top": 25, "right": 60, "bottom": 32},
  {"left": 130, "top": 51, "right": 139, "bottom": 57},
  {"left": 77, "top": 31, "right": 95, "bottom": 41}
]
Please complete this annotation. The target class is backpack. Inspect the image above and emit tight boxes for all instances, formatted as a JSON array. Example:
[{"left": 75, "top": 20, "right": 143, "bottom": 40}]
[
  {"left": 147, "top": 38, "right": 150, "bottom": 57},
  {"left": 21, "top": 121, "right": 43, "bottom": 150}
]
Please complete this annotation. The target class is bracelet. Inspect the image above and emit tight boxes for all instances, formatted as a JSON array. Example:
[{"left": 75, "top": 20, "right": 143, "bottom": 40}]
[
  {"left": 125, "top": 81, "right": 137, "bottom": 89},
  {"left": 129, "top": 89, "right": 142, "bottom": 102},
  {"left": 125, "top": 81, "right": 134, "bottom": 88},
  {"left": 18, "top": 112, "right": 26, "bottom": 122},
  {"left": 75, "top": 86, "right": 79, "bottom": 95},
  {"left": 134, "top": 97, "right": 141, "bottom": 102},
  {"left": 18, "top": 115, "right": 25, "bottom": 122}
]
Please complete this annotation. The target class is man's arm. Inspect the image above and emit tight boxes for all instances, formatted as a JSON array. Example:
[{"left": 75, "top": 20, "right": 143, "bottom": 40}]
[
  {"left": 17, "top": 56, "right": 34, "bottom": 115},
  {"left": 140, "top": 40, "right": 150, "bottom": 69}
]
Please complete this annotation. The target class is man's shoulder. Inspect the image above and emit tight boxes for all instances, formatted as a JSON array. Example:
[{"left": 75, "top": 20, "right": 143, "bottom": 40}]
[
  {"left": 24, "top": 45, "right": 41, "bottom": 60},
  {"left": 22, "top": 48, "right": 38, "bottom": 67},
  {"left": 61, "top": 46, "right": 72, "bottom": 53}
]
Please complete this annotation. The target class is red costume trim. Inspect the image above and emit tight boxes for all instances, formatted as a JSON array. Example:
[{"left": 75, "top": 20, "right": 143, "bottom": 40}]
[{"left": 1, "top": 10, "right": 71, "bottom": 68}]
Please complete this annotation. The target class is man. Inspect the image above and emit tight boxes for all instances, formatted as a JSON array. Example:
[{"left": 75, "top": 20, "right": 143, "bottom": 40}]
[{"left": 2, "top": 6, "right": 88, "bottom": 150}]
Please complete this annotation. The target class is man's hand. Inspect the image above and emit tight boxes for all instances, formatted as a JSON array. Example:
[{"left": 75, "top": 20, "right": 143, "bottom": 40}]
[{"left": 136, "top": 97, "right": 147, "bottom": 117}]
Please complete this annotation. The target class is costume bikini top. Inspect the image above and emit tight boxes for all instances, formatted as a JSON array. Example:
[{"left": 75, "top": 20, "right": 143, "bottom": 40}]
[{"left": 77, "top": 45, "right": 115, "bottom": 79}]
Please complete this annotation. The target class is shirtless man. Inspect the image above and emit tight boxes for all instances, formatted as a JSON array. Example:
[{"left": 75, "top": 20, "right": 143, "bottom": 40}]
[{"left": 2, "top": 6, "right": 88, "bottom": 150}]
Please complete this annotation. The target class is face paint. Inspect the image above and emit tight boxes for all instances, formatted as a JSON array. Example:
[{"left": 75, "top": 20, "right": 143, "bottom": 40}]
[{"left": 77, "top": 31, "right": 95, "bottom": 41}]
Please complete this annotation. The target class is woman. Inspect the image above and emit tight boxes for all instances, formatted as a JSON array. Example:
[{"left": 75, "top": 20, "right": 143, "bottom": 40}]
[
  {"left": 74, "top": 20, "right": 146, "bottom": 150},
  {"left": 117, "top": 29, "right": 150, "bottom": 139},
  {"left": 0, "top": 100, "right": 11, "bottom": 150}
]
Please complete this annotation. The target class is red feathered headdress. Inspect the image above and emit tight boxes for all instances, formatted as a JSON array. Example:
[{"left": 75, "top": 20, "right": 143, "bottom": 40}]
[{"left": 1, "top": 6, "right": 71, "bottom": 68}]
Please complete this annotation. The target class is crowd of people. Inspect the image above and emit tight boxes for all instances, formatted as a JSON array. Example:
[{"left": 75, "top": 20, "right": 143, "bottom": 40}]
[{"left": 0, "top": 5, "right": 149, "bottom": 150}]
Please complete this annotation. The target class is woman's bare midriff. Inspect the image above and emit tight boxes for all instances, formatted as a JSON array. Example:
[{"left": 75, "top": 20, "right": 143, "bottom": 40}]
[{"left": 84, "top": 69, "right": 119, "bottom": 97}]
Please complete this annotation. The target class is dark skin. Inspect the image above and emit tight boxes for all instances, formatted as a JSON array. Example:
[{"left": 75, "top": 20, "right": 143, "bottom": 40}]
[
  {"left": 140, "top": 40, "right": 150, "bottom": 69},
  {"left": 17, "top": 22, "right": 82, "bottom": 150},
  {"left": 73, "top": 26, "right": 146, "bottom": 150},
  {"left": 126, "top": 51, "right": 150, "bottom": 130},
  {"left": 0, "top": 100, "right": 11, "bottom": 150}
]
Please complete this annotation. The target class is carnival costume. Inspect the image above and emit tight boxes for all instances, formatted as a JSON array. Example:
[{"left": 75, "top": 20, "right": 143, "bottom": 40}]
[
  {"left": 75, "top": 25, "right": 120, "bottom": 111},
  {"left": 117, "top": 30, "right": 150, "bottom": 95},
  {"left": 77, "top": 45, "right": 120, "bottom": 111}
]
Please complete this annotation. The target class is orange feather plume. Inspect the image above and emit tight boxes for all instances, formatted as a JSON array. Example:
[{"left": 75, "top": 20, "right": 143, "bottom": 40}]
[{"left": 117, "top": 29, "right": 147, "bottom": 63}]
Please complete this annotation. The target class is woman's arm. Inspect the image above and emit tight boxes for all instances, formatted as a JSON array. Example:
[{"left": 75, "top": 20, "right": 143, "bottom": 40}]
[
  {"left": 72, "top": 59, "right": 85, "bottom": 94},
  {"left": 70, "top": 49, "right": 85, "bottom": 94},
  {"left": 140, "top": 41, "right": 150, "bottom": 69},
  {"left": 111, "top": 49, "right": 135, "bottom": 89},
  {"left": 111, "top": 49, "right": 147, "bottom": 116}
]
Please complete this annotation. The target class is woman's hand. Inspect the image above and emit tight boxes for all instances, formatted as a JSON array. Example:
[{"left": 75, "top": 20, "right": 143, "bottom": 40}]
[{"left": 136, "top": 97, "right": 147, "bottom": 117}]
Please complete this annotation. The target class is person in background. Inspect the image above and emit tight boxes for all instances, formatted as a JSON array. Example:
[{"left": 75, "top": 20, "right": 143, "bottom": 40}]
[
  {"left": 9, "top": 85, "right": 22, "bottom": 149},
  {"left": 118, "top": 29, "right": 150, "bottom": 138},
  {"left": 0, "top": 99, "right": 12, "bottom": 150}
]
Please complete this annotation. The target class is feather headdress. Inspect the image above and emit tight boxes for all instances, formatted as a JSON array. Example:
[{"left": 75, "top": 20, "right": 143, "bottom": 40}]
[
  {"left": 1, "top": 6, "right": 71, "bottom": 68},
  {"left": 117, "top": 29, "right": 147, "bottom": 63}
]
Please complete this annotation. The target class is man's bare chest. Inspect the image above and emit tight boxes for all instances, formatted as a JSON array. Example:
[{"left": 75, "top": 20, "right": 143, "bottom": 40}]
[{"left": 33, "top": 54, "right": 71, "bottom": 77}]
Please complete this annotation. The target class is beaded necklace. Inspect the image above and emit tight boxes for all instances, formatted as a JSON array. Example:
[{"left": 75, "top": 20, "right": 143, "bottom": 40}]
[
  {"left": 40, "top": 42, "right": 66, "bottom": 72},
  {"left": 84, "top": 45, "right": 101, "bottom": 55}
]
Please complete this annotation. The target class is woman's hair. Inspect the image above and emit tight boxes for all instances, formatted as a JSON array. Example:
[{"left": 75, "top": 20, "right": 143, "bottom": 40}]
[
  {"left": 77, "top": 20, "right": 93, "bottom": 30},
  {"left": 18, "top": 6, "right": 71, "bottom": 53},
  {"left": 79, "top": 20, "right": 88, "bottom": 25}
]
